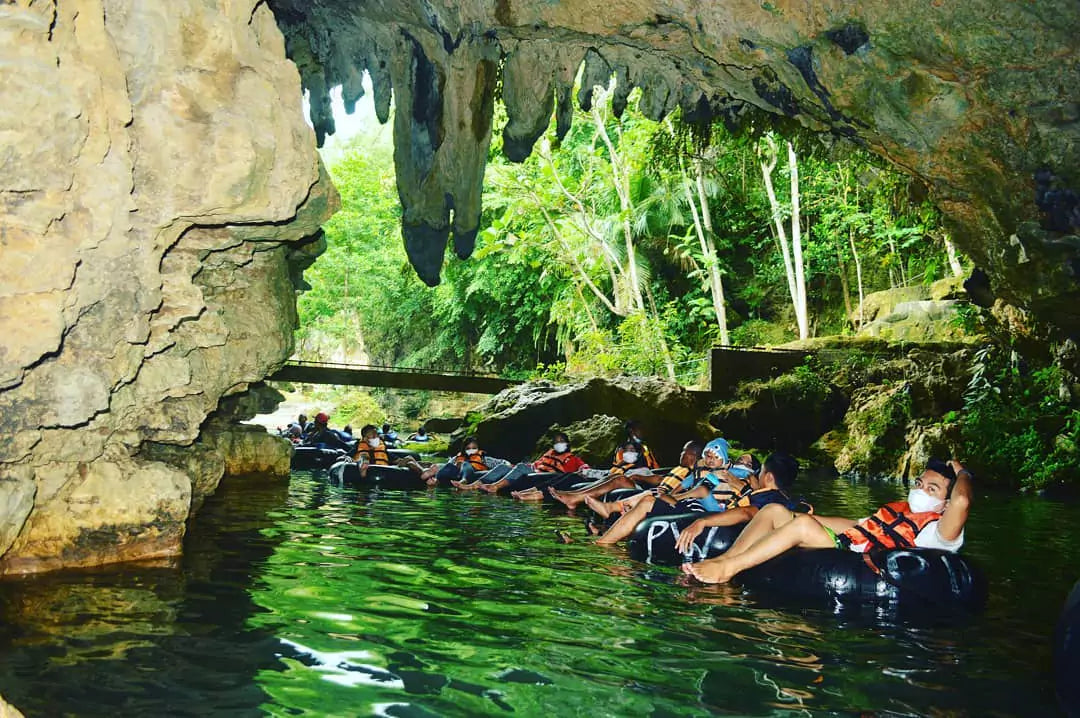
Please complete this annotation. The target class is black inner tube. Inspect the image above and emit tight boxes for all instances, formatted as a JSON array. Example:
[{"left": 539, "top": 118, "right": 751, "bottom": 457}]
[{"left": 1056, "top": 579, "right": 1080, "bottom": 717}]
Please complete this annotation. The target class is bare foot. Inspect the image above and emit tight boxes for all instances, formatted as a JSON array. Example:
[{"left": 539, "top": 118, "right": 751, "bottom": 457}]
[
  {"left": 478, "top": 482, "right": 500, "bottom": 493},
  {"left": 549, "top": 489, "right": 581, "bottom": 509},
  {"left": 584, "top": 495, "right": 615, "bottom": 518},
  {"left": 687, "top": 558, "right": 736, "bottom": 584},
  {"left": 512, "top": 489, "right": 545, "bottom": 502}
]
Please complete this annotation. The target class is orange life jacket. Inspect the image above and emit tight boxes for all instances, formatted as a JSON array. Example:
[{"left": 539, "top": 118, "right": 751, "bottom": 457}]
[
  {"left": 710, "top": 478, "right": 750, "bottom": 506},
  {"left": 656, "top": 465, "right": 693, "bottom": 494},
  {"left": 614, "top": 443, "right": 660, "bottom": 470},
  {"left": 353, "top": 440, "right": 390, "bottom": 465},
  {"left": 533, "top": 450, "right": 574, "bottom": 473},
  {"left": 607, "top": 460, "right": 639, "bottom": 477},
  {"left": 841, "top": 501, "right": 941, "bottom": 550},
  {"left": 455, "top": 450, "right": 488, "bottom": 471}
]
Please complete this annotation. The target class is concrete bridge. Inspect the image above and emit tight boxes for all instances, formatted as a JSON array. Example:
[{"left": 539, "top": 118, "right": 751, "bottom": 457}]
[
  {"left": 269, "top": 345, "right": 812, "bottom": 396},
  {"left": 268, "top": 360, "right": 520, "bottom": 394},
  {"left": 706, "top": 346, "right": 811, "bottom": 397}
]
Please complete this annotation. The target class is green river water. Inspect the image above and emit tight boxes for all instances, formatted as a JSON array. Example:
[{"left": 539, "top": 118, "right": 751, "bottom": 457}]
[{"left": 0, "top": 470, "right": 1074, "bottom": 716}]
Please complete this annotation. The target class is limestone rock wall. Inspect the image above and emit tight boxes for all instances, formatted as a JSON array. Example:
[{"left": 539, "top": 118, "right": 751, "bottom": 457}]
[
  {"left": 0, "top": 0, "right": 336, "bottom": 574},
  {"left": 270, "top": 0, "right": 1080, "bottom": 338},
  {"left": 0, "top": 694, "right": 24, "bottom": 718}
]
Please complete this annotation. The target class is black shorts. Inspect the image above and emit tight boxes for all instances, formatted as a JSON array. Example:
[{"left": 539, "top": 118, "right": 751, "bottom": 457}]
[{"left": 649, "top": 498, "right": 706, "bottom": 517}]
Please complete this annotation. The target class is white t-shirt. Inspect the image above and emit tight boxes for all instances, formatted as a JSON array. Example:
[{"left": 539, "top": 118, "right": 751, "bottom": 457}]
[{"left": 848, "top": 519, "right": 964, "bottom": 553}]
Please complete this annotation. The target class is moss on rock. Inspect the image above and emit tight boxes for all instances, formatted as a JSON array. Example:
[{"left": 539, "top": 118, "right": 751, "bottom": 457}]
[
  {"left": 834, "top": 383, "right": 914, "bottom": 476},
  {"left": 710, "top": 362, "right": 848, "bottom": 453}
]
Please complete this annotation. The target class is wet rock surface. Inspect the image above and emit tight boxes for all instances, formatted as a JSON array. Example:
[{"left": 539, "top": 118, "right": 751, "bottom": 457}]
[
  {"left": 712, "top": 341, "right": 975, "bottom": 476},
  {"left": 534, "top": 414, "right": 626, "bottom": 468},
  {"left": 271, "top": 0, "right": 1080, "bottom": 337},
  {"left": 710, "top": 373, "right": 849, "bottom": 455},
  {"left": 450, "top": 377, "right": 707, "bottom": 464},
  {"left": 422, "top": 416, "right": 464, "bottom": 434},
  {"left": 0, "top": 1, "right": 334, "bottom": 573},
  {"left": 825, "top": 346, "right": 973, "bottom": 477}
]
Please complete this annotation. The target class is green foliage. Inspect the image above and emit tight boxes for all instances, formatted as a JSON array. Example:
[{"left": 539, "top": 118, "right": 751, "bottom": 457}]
[
  {"left": 297, "top": 84, "right": 969, "bottom": 421},
  {"left": 729, "top": 319, "right": 794, "bottom": 347},
  {"left": 734, "top": 360, "right": 831, "bottom": 408},
  {"left": 532, "top": 361, "right": 569, "bottom": 382},
  {"left": 958, "top": 349, "right": 1079, "bottom": 489},
  {"left": 329, "top": 390, "right": 385, "bottom": 430},
  {"left": 950, "top": 303, "right": 983, "bottom": 335},
  {"left": 788, "top": 359, "right": 832, "bottom": 404}
]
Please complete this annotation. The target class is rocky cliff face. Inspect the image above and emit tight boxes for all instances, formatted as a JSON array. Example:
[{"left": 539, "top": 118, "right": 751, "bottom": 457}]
[
  {"left": 0, "top": 0, "right": 335, "bottom": 573},
  {"left": 270, "top": 0, "right": 1080, "bottom": 340}
]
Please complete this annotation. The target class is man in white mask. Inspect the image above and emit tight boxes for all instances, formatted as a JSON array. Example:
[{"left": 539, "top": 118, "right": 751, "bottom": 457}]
[{"left": 684, "top": 458, "right": 973, "bottom": 584}]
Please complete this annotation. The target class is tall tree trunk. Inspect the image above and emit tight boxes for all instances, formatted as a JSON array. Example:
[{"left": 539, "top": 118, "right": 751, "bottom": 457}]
[
  {"left": 888, "top": 235, "right": 905, "bottom": 287},
  {"left": 835, "top": 242, "right": 854, "bottom": 329},
  {"left": 787, "top": 140, "right": 809, "bottom": 339},
  {"left": 591, "top": 95, "right": 646, "bottom": 314},
  {"left": 591, "top": 87, "right": 675, "bottom": 380},
  {"left": 694, "top": 160, "right": 730, "bottom": 345},
  {"left": 849, "top": 225, "right": 866, "bottom": 329},
  {"left": 760, "top": 135, "right": 806, "bottom": 339},
  {"left": 944, "top": 234, "right": 964, "bottom": 277},
  {"left": 678, "top": 155, "right": 730, "bottom": 344}
]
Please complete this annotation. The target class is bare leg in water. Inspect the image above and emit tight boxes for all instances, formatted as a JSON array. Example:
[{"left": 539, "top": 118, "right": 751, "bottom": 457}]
[
  {"left": 550, "top": 474, "right": 638, "bottom": 509},
  {"left": 596, "top": 495, "right": 659, "bottom": 545},
  {"left": 684, "top": 504, "right": 856, "bottom": 583},
  {"left": 511, "top": 487, "right": 545, "bottom": 502},
  {"left": 583, "top": 491, "right": 651, "bottom": 519}
]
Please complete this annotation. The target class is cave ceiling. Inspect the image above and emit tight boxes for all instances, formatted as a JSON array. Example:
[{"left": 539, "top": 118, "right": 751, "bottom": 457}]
[{"left": 267, "top": 0, "right": 1080, "bottom": 337}]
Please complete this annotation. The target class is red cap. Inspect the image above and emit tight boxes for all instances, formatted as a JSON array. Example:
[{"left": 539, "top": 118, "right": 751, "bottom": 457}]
[{"left": 315, "top": 412, "right": 329, "bottom": 423}]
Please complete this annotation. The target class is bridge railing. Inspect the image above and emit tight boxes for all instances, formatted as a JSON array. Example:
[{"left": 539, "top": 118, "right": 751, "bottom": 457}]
[
  {"left": 284, "top": 359, "right": 510, "bottom": 380},
  {"left": 285, "top": 344, "right": 825, "bottom": 395}
]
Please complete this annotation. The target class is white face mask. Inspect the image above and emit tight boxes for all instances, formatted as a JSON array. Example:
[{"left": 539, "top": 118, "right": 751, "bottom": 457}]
[
  {"left": 367, "top": 437, "right": 381, "bottom": 448},
  {"left": 622, "top": 451, "right": 639, "bottom": 464},
  {"left": 553, "top": 442, "right": 569, "bottom": 453},
  {"left": 465, "top": 448, "right": 479, "bottom": 455},
  {"left": 907, "top": 488, "right": 944, "bottom": 513}
]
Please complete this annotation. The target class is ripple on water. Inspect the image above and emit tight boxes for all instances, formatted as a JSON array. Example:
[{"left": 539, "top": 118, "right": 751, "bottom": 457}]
[{"left": 0, "top": 472, "right": 1072, "bottom": 716}]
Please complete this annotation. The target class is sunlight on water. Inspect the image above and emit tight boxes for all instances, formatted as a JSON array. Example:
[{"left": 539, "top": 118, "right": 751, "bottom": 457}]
[{"left": 0, "top": 471, "right": 1073, "bottom": 716}]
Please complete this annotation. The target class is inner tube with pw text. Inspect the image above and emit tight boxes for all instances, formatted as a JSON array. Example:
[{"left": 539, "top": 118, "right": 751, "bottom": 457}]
[{"left": 627, "top": 514, "right": 743, "bottom": 565}]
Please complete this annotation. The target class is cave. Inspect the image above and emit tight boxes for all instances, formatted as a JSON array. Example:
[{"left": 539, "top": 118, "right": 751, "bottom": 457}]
[{"left": 1, "top": 0, "right": 1078, "bottom": 574}]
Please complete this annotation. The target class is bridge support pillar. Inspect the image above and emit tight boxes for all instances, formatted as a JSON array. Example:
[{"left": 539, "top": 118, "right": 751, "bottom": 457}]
[{"left": 709, "top": 347, "right": 810, "bottom": 397}]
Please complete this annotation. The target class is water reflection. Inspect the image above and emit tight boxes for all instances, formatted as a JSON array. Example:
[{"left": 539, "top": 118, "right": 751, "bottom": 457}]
[
  {"left": 0, "top": 471, "right": 1072, "bottom": 716},
  {"left": 0, "top": 475, "right": 289, "bottom": 716}
]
